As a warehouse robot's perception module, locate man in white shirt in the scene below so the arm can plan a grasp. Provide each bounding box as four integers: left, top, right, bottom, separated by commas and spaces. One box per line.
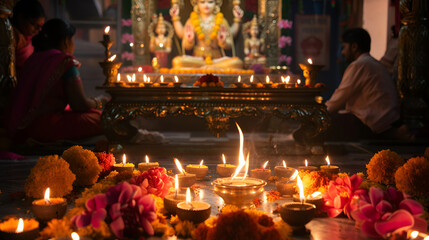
325, 28, 413, 141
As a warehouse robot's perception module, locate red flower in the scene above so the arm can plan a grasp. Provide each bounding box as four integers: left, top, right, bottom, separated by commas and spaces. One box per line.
129, 167, 174, 198
198, 74, 220, 83
95, 152, 115, 177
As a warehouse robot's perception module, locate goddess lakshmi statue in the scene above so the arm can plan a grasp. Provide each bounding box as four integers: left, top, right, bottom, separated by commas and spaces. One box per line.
243, 15, 266, 67
149, 14, 174, 67
169, 0, 244, 69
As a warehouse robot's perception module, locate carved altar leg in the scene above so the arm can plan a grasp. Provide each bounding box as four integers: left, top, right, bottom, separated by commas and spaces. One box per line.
293, 120, 323, 147
101, 103, 138, 142
203, 107, 230, 138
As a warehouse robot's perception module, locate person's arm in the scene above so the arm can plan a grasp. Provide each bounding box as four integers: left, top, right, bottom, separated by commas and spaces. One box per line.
170, 4, 184, 39
325, 63, 361, 112
230, 5, 243, 38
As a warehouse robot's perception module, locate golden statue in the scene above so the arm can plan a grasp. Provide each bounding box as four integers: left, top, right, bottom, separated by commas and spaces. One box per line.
149, 14, 174, 67
243, 15, 266, 67
169, 0, 244, 69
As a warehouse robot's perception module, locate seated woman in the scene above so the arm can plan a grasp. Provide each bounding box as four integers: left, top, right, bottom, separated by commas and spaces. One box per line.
5, 18, 109, 143
170, 0, 244, 69
11, 0, 45, 74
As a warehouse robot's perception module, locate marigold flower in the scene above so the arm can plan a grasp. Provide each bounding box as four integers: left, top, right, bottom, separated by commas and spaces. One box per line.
62, 146, 102, 186
25, 155, 75, 198
395, 156, 429, 197
367, 149, 404, 185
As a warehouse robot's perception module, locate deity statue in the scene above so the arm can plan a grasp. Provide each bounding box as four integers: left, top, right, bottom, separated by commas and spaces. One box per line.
169, 0, 244, 69
243, 15, 266, 67
149, 14, 174, 67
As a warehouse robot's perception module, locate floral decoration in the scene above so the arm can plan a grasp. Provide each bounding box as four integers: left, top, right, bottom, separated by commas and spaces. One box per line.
25, 155, 75, 198
121, 33, 134, 44
395, 156, 429, 198
351, 187, 427, 238
62, 145, 102, 186
95, 152, 115, 178
277, 19, 293, 29
366, 149, 404, 185
72, 181, 157, 239
129, 167, 174, 198
277, 17, 293, 66
193, 74, 224, 87
121, 19, 132, 27
190, 11, 224, 45
322, 174, 365, 218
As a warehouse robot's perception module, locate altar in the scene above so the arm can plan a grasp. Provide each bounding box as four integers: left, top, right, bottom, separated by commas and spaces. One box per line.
99, 74, 329, 148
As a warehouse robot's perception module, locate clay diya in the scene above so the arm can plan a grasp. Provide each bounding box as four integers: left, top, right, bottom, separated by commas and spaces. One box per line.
216, 154, 236, 177
186, 160, 209, 179
164, 175, 186, 215
32, 188, 67, 222
250, 161, 271, 180
174, 158, 196, 188
320, 156, 339, 174
0, 218, 39, 240
298, 159, 318, 172
176, 188, 211, 223
113, 154, 135, 173
138, 155, 159, 172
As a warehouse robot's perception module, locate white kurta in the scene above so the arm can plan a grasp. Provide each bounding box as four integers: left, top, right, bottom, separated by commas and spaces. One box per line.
326, 53, 400, 133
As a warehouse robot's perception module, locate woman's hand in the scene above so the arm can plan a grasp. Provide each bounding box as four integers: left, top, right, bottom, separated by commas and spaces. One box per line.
217, 25, 227, 46
232, 5, 244, 20
184, 24, 194, 43
170, 4, 180, 17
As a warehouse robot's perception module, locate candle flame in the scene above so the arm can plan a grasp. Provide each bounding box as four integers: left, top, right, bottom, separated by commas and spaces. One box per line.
424, 235, 429, 240
186, 188, 192, 206
108, 55, 116, 62
243, 153, 249, 179
283, 160, 287, 168
160, 75, 164, 83
289, 170, 298, 181
148, 77, 151, 82
265, 75, 270, 83
145, 155, 149, 164
309, 191, 322, 198
159, 43, 164, 48
44, 188, 50, 203
262, 161, 268, 169
325, 156, 330, 167
174, 158, 185, 175
117, 73, 121, 82
127, 75, 132, 82
104, 26, 110, 34
237, 76, 241, 83
286, 76, 290, 83
174, 75, 179, 83
307, 58, 313, 64
130, 42, 134, 47
71, 232, 80, 240
250, 75, 254, 83
122, 154, 126, 165
138, 67, 142, 72
222, 154, 226, 165
132, 73, 136, 82
232, 123, 246, 179
143, 74, 147, 82
16, 218, 24, 233
305, 159, 308, 167
175, 174, 179, 192
297, 79, 301, 85
410, 231, 419, 239
199, 160, 204, 167
297, 175, 305, 203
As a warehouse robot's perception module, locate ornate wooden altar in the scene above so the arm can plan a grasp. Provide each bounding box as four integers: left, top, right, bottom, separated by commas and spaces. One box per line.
99, 79, 330, 148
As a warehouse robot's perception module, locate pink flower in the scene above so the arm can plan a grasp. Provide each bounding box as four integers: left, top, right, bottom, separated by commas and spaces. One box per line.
121, 33, 134, 44
121, 51, 134, 61
130, 167, 174, 198
278, 36, 292, 48
322, 174, 365, 218
71, 194, 107, 229
351, 187, 427, 238
277, 19, 293, 29
121, 19, 132, 27
278, 55, 292, 65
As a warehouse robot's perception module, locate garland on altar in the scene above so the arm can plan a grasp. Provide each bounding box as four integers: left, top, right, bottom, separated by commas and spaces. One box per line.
190, 11, 224, 46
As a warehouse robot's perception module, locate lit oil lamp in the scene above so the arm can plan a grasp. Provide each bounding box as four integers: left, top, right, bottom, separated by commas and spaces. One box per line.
176, 188, 211, 223
274, 160, 297, 178
264, 75, 272, 88
298, 58, 324, 87
293, 191, 323, 211
0, 218, 39, 240
113, 154, 135, 173
173, 75, 182, 88
296, 79, 302, 87
32, 188, 67, 222
159, 75, 169, 86
164, 175, 186, 215
216, 153, 236, 177
175, 158, 196, 188
235, 75, 245, 88
280, 175, 316, 232
249, 75, 258, 88
298, 159, 318, 172
186, 160, 209, 179
285, 75, 295, 88
127, 73, 139, 87
103, 26, 110, 42
115, 73, 125, 87
320, 156, 339, 174
250, 160, 271, 180
138, 155, 159, 172
212, 123, 266, 208
143, 74, 153, 87
276, 169, 298, 196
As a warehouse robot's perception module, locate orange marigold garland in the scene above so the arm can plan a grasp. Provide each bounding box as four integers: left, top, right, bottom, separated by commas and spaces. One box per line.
366, 149, 405, 185
190, 11, 223, 45
62, 145, 102, 186
395, 156, 429, 198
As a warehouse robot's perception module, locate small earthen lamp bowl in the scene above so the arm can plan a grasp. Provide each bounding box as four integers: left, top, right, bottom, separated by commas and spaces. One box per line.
280, 202, 316, 228
32, 198, 67, 222
177, 173, 197, 188
250, 169, 271, 181
163, 194, 186, 215
274, 166, 297, 178
186, 165, 209, 179
176, 201, 211, 223
216, 164, 236, 177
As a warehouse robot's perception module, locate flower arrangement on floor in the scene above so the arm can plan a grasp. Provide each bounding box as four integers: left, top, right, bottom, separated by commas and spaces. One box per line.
62, 145, 102, 186
95, 152, 115, 179
366, 149, 404, 185
193, 74, 224, 87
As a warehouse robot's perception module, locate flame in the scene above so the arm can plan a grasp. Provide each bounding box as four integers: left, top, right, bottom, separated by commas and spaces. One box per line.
307, 58, 313, 64
297, 175, 305, 203
122, 154, 126, 165
186, 188, 192, 206
232, 123, 246, 179
222, 154, 226, 165
174, 75, 179, 83
159, 43, 164, 48
250, 75, 254, 83
148, 77, 151, 82
265, 75, 270, 83
305, 159, 308, 167
424, 235, 429, 240
309, 191, 322, 198
143, 74, 147, 82
325, 156, 330, 167
289, 170, 298, 181
44, 188, 50, 203
262, 161, 268, 169
282, 160, 287, 168
297, 79, 301, 85
117, 73, 121, 82
410, 231, 419, 239
242, 153, 249, 179
286, 75, 290, 83
160, 75, 164, 83
281, 76, 285, 83
199, 160, 204, 168
174, 158, 185, 175
16, 218, 24, 233
175, 174, 179, 192
130, 42, 134, 47
132, 73, 136, 82
138, 67, 142, 72
237, 76, 241, 83
71, 232, 80, 240
126, 75, 132, 82
108, 55, 116, 62
145, 155, 149, 164
104, 26, 110, 34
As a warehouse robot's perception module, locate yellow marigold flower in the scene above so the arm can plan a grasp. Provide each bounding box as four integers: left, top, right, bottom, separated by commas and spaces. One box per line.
274, 220, 293, 240
62, 145, 102, 186
210, 32, 217, 40
205, 56, 213, 65
194, 26, 202, 33
174, 220, 195, 238
198, 33, 205, 40
395, 156, 429, 197
190, 11, 198, 18
25, 155, 75, 198
213, 25, 220, 32
77, 220, 112, 239
367, 149, 404, 185
39, 218, 73, 239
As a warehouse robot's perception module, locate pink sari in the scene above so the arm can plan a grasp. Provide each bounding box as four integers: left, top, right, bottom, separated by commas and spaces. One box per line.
6, 49, 102, 142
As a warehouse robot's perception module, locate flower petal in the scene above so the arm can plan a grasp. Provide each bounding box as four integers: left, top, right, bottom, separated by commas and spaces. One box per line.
374, 210, 414, 237
326, 207, 343, 218
110, 217, 125, 238
376, 200, 393, 214
361, 220, 380, 238
91, 209, 107, 228
369, 187, 384, 206
399, 199, 424, 215
412, 216, 428, 233
360, 204, 380, 220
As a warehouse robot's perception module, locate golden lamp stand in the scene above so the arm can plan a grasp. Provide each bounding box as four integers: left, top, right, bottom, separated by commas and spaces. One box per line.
298, 63, 324, 87
99, 33, 122, 87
